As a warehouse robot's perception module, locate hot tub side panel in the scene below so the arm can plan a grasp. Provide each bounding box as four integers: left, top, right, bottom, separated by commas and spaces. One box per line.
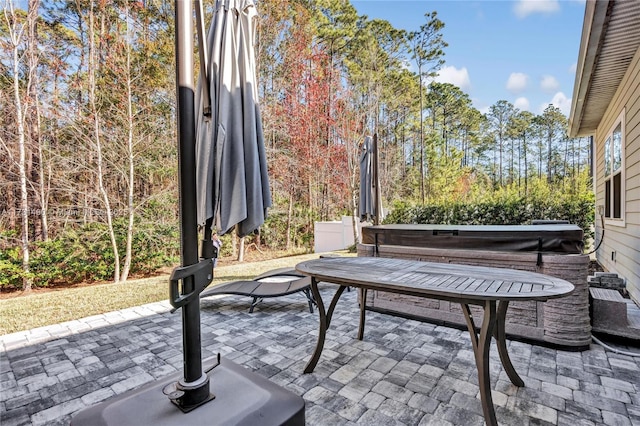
357, 244, 590, 349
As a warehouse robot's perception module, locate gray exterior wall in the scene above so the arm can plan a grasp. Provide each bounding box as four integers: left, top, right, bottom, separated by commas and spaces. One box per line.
594, 45, 640, 304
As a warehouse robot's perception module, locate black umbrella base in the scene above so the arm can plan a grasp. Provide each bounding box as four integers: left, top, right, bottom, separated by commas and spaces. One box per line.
71, 357, 305, 426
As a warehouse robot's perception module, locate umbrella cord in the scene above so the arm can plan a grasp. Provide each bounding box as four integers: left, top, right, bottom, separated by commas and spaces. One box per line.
584, 214, 604, 255
591, 334, 640, 357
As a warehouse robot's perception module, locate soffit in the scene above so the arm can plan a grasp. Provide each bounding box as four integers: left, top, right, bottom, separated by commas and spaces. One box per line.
568, 0, 640, 138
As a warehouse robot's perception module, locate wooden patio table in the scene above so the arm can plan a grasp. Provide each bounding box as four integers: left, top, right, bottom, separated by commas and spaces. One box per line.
295, 256, 575, 426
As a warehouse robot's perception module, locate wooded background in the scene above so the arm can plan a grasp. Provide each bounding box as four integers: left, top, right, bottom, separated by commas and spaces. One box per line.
1, 0, 592, 290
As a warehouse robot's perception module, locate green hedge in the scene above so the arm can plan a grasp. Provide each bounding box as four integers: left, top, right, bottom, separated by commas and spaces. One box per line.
0, 220, 180, 290
384, 197, 595, 246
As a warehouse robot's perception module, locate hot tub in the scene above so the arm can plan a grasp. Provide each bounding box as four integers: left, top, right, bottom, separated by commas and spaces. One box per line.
358, 224, 590, 349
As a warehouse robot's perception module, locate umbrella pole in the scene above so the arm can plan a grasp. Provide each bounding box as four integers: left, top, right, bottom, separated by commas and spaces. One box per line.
172, 0, 212, 411
373, 133, 381, 225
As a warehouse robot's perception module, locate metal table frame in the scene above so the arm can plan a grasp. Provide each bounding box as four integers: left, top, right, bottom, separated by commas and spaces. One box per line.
296, 257, 575, 426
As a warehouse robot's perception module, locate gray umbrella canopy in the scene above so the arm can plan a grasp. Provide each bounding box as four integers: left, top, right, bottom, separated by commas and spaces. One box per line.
196, 0, 271, 237
359, 134, 384, 224
359, 136, 375, 222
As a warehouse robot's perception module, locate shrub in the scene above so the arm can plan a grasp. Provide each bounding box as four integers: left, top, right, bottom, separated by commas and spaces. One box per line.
0, 220, 180, 291
384, 195, 595, 247
0, 247, 26, 290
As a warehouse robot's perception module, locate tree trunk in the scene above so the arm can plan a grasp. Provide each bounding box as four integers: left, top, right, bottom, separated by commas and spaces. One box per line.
518, 137, 522, 193
27, 0, 48, 241
6, 181, 16, 229
524, 135, 528, 195
121, 5, 135, 283
238, 235, 245, 262
547, 135, 552, 184
493, 144, 498, 186
231, 227, 237, 258
88, 1, 120, 283
538, 143, 543, 180
418, 68, 425, 204
286, 189, 293, 250
498, 132, 503, 187
510, 139, 514, 185
8, 1, 33, 291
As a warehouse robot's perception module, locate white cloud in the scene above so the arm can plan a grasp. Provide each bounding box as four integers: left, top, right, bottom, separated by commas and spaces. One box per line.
538, 91, 571, 115
434, 66, 472, 91
514, 97, 530, 111
568, 62, 577, 74
506, 72, 529, 94
514, 0, 560, 18
540, 75, 560, 93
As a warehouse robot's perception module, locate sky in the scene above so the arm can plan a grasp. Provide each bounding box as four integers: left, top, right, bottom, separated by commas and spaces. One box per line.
351, 0, 586, 116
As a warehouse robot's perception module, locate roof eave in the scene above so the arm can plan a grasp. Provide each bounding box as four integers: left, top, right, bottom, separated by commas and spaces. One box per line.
568, 0, 611, 138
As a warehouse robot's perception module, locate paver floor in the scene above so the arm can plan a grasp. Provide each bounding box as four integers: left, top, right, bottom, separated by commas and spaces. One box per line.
1, 285, 639, 425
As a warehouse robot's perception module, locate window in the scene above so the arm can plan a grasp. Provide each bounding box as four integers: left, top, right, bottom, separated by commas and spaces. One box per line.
603, 110, 624, 223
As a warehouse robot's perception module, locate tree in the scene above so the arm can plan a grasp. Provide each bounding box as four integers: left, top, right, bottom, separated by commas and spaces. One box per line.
342, 17, 408, 218
459, 105, 483, 168
310, 0, 359, 148
408, 12, 446, 204
331, 87, 365, 241
3, 0, 36, 290
506, 110, 535, 195
109, 1, 136, 282
86, 0, 121, 282
25, 0, 47, 242
425, 82, 471, 156
487, 100, 515, 187
535, 104, 566, 184
381, 67, 420, 190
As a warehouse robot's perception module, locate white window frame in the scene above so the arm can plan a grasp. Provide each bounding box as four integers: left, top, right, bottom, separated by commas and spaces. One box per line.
603, 109, 625, 226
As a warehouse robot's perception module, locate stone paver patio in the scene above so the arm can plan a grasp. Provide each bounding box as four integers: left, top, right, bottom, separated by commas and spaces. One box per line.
1, 285, 639, 425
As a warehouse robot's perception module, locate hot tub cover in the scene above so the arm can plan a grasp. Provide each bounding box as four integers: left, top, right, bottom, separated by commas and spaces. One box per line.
362, 224, 584, 254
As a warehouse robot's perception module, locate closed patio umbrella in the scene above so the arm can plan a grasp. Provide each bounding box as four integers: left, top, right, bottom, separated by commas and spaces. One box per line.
359, 134, 382, 224
72, 1, 303, 422
359, 135, 374, 222
170, 0, 272, 412
196, 0, 271, 237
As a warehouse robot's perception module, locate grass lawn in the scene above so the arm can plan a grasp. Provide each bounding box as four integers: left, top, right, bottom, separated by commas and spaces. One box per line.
0, 251, 350, 335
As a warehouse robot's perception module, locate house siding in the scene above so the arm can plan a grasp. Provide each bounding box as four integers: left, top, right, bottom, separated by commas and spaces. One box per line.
594, 45, 640, 303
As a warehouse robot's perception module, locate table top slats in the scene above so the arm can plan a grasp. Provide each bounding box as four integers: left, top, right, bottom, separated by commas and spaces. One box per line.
391, 271, 421, 283
454, 277, 476, 291
422, 274, 444, 286
476, 280, 494, 292
487, 281, 503, 293
498, 281, 513, 293
450, 276, 466, 287
441, 275, 460, 288
462, 278, 485, 292
296, 257, 574, 302
510, 282, 523, 294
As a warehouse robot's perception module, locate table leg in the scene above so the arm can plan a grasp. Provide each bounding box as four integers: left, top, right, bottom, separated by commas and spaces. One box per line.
303, 288, 315, 314
357, 288, 367, 340
461, 301, 498, 426
326, 285, 347, 328
304, 280, 346, 373
494, 301, 525, 387
304, 278, 325, 373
